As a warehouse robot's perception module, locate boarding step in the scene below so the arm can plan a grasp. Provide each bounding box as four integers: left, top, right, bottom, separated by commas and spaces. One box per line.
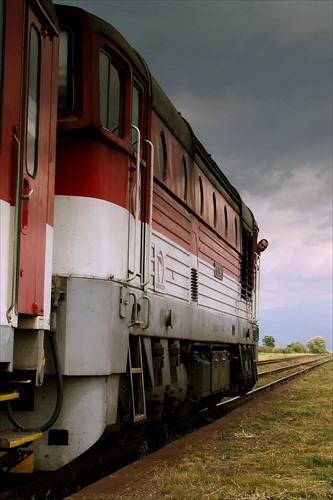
0, 390, 19, 402
0, 448, 35, 473
0, 429, 42, 449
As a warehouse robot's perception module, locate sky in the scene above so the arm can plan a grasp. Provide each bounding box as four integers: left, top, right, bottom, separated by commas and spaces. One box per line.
54, 0, 332, 351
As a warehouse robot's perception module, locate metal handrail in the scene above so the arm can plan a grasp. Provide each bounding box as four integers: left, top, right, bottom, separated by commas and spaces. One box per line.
126, 125, 141, 282
140, 139, 154, 287
6, 127, 22, 323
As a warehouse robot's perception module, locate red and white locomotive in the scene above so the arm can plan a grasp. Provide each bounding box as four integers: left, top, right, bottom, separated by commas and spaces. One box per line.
0, 1, 267, 472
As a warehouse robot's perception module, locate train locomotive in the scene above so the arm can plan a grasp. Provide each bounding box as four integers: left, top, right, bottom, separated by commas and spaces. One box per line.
0, 0, 267, 472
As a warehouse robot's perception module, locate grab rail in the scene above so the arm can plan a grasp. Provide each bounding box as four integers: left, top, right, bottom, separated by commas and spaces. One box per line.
126, 125, 141, 282
6, 127, 22, 322
140, 139, 154, 287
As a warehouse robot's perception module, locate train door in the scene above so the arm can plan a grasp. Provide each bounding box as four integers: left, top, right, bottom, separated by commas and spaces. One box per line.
128, 79, 152, 286
16, 4, 58, 316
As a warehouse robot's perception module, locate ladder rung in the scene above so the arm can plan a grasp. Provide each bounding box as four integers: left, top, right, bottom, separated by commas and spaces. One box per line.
0, 429, 42, 449
129, 336, 147, 422
134, 414, 146, 422
0, 391, 19, 402
131, 367, 143, 374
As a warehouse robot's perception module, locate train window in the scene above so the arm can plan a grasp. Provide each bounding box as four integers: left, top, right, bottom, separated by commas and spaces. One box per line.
131, 84, 141, 149
181, 156, 187, 200
213, 192, 217, 227
234, 217, 238, 246
99, 50, 124, 137
198, 176, 204, 216
224, 205, 228, 237
0, 0, 3, 142
159, 132, 166, 179
26, 25, 41, 178
58, 28, 74, 115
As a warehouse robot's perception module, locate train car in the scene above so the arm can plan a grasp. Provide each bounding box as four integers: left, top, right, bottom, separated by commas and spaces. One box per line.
0, 0, 59, 471
0, 2, 267, 472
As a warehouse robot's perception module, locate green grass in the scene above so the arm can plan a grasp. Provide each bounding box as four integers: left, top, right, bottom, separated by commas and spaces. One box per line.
258, 352, 319, 361
118, 362, 333, 499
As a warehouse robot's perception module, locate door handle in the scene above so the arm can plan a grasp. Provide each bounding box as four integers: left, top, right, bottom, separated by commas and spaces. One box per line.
22, 188, 34, 200
21, 179, 33, 231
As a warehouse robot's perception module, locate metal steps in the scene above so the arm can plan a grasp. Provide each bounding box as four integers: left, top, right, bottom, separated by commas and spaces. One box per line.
0, 428, 42, 448
0, 390, 19, 402
0, 390, 42, 472
128, 336, 147, 423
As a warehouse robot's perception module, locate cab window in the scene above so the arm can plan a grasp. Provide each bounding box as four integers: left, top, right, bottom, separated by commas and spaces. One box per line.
0, 0, 4, 142
26, 25, 41, 178
0, 0, 4, 89
99, 49, 124, 137
58, 27, 74, 115
131, 84, 140, 148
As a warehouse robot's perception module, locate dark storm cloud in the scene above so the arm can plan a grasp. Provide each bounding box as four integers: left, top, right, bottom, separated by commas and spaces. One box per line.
69, 0, 331, 197
56, 0, 332, 219
55, 0, 332, 349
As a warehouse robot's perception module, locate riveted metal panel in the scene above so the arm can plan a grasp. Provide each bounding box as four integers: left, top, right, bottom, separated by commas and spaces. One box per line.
211, 351, 230, 392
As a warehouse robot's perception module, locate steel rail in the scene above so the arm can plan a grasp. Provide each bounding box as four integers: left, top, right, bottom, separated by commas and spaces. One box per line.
215, 355, 333, 417
257, 355, 330, 377
257, 354, 328, 366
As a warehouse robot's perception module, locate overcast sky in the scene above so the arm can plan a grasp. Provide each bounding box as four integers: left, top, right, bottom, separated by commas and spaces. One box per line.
54, 0, 332, 350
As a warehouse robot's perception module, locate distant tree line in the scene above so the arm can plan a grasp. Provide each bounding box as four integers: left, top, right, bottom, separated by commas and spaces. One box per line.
259, 335, 329, 354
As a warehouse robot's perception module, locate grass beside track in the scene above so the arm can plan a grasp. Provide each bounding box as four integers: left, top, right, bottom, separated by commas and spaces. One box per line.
258, 353, 312, 361
118, 361, 333, 499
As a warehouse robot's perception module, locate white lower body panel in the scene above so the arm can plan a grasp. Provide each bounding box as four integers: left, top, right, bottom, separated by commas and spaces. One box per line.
1, 375, 119, 471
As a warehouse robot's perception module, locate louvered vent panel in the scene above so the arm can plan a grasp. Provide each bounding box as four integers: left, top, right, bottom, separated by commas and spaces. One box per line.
241, 228, 254, 302
191, 268, 198, 302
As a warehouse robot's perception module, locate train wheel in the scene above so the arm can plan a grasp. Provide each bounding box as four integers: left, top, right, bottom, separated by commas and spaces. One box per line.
130, 422, 146, 438
116, 426, 129, 446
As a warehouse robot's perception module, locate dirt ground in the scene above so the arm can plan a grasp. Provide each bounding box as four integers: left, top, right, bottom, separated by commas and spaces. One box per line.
66, 374, 320, 500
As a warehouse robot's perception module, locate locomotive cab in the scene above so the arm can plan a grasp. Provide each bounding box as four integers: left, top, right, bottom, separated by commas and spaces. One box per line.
54, 5, 153, 286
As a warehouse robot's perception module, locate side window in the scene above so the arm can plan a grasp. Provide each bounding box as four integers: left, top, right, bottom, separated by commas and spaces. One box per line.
131, 84, 140, 148
26, 25, 41, 178
159, 132, 166, 179
224, 205, 228, 238
213, 192, 217, 227
99, 49, 123, 137
0, 0, 4, 142
198, 176, 204, 216
58, 27, 74, 115
181, 156, 187, 200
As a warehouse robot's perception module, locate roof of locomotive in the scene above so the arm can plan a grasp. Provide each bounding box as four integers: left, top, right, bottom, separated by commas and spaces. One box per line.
55, 4, 257, 231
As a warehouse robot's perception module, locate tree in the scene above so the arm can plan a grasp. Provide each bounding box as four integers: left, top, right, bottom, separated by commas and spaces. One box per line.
306, 336, 328, 354
286, 341, 308, 353
262, 335, 275, 348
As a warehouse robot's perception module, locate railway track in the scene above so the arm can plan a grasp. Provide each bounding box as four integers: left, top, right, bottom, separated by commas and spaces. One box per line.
1, 354, 332, 500
257, 355, 329, 378
256, 354, 328, 366
215, 354, 333, 418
